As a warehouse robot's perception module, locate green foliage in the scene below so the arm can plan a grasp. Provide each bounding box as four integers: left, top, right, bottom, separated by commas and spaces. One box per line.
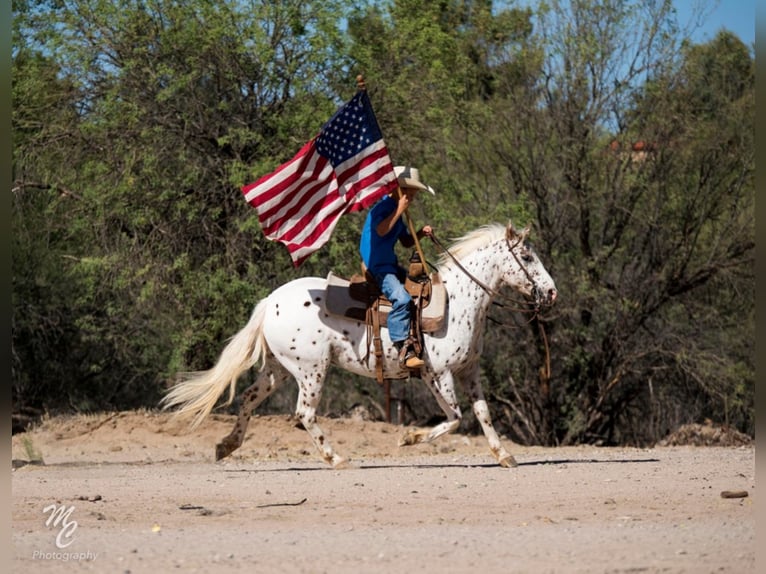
12, 0, 753, 444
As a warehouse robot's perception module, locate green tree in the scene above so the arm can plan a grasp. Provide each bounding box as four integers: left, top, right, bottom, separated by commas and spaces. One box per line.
12, 0, 350, 416
12, 0, 753, 444
478, 1, 754, 444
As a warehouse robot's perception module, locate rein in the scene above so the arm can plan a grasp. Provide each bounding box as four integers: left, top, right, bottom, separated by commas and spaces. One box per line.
429, 232, 540, 316
429, 231, 552, 382
504, 233, 544, 314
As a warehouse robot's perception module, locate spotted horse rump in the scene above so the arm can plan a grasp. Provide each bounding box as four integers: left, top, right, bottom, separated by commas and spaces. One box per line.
162, 221, 557, 469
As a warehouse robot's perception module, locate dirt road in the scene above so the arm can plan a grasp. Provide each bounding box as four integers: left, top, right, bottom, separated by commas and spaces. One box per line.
11, 412, 755, 573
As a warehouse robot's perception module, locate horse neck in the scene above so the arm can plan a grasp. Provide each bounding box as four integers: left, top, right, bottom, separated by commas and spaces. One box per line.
440, 242, 504, 316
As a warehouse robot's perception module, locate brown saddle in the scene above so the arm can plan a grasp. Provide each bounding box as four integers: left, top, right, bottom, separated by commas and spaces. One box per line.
325, 270, 445, 332
325, 269, 447, 384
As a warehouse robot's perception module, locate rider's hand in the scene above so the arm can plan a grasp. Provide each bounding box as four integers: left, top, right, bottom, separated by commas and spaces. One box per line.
397, 193, 412, 213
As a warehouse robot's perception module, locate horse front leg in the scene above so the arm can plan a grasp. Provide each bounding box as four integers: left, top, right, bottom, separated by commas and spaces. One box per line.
398, 370, 462, 447
462, 362, 517, 468
216, 361, 288, 461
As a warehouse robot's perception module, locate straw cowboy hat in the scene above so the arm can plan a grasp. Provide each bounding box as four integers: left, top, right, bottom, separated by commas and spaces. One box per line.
394, 166, 436, 195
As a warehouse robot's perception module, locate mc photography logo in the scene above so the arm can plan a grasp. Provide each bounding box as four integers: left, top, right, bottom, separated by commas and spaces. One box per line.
32, 503, 98, 562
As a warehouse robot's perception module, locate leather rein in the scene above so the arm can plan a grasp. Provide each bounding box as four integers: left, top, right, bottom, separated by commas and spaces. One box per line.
429, 230, 552, 381
429, 232, 544, 317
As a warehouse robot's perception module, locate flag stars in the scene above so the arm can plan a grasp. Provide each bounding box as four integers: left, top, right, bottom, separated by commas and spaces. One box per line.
315, 95, 379, 165
241, 86, 394, 265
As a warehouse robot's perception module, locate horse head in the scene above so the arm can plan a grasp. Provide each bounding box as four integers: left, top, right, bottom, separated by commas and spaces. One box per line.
503, 222, 557, 309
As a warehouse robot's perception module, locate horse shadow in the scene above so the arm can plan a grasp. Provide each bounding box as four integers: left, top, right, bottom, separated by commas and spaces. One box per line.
224, 456, 660, 474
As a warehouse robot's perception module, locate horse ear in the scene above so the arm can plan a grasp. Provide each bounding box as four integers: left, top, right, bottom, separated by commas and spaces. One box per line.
506, 221, 530, 242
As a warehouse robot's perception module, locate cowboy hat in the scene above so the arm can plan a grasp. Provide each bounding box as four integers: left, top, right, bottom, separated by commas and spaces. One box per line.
394, 166, 436, 195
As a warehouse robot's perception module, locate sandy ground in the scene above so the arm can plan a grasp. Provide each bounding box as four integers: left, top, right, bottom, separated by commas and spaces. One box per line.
11, 411, 755, 573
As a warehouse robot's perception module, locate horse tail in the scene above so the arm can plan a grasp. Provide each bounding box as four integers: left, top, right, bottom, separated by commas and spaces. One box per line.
161, 297, 270, 430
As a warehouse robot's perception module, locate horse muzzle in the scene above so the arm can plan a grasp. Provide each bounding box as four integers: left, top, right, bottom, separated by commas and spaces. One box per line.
532, 285, 557, 309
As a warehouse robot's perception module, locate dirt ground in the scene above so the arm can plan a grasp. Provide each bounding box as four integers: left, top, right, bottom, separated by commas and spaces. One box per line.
11, 411, 755, 573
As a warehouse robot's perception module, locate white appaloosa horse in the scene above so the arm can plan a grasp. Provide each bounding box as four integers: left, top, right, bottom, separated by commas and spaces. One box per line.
162, 221, 557, 468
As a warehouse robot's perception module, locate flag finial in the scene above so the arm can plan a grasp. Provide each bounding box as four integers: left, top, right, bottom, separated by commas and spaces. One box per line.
356, 75, 366, 92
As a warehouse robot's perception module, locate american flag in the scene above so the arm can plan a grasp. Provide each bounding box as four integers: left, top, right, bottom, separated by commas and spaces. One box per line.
242, 90, 398, 266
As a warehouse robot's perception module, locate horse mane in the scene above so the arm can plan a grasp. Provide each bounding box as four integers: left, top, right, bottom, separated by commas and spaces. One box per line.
437, 223, 507, 270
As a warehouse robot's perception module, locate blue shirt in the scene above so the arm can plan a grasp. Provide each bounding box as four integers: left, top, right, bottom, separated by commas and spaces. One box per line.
360, 196, 411, 275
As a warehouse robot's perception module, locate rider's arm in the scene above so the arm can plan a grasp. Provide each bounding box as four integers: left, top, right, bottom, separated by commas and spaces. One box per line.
375, 194, 410, 237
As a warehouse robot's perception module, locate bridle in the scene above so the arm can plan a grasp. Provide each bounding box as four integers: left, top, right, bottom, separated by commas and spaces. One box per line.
504, 230, 546, 315
430, 231, 546, 317
429, 229, 553, 382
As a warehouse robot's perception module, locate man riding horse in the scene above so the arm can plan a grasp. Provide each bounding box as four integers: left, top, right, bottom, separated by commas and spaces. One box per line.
359, 166, 435, 369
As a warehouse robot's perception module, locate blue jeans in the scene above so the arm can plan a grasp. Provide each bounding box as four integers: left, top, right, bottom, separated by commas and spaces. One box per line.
374, 270, 412, 344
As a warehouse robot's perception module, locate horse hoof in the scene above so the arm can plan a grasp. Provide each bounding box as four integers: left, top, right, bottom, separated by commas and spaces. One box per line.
215, 442, 234, 461
329, 455, 351, 469
499, 454, 518, 468
398, 429, 422, 447
332, 458, 353, 470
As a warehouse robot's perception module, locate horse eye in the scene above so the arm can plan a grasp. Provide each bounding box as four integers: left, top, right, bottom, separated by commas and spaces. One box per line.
521, 253, 533, 263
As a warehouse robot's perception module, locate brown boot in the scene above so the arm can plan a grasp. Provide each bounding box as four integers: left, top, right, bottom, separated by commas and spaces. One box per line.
404, 352, 425, 369
396, 341, 424, 369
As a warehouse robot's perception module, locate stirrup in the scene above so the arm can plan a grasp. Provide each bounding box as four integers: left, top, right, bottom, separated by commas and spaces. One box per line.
398, 343, 424, 369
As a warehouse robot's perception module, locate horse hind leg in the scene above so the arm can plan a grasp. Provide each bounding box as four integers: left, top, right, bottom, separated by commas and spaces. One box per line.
215, 359, 289, 461
398, 371, 462, 447
294, 372, 349, 469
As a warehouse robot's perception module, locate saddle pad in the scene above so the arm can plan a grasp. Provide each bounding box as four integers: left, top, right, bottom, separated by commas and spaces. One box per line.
325, 271, 446, 332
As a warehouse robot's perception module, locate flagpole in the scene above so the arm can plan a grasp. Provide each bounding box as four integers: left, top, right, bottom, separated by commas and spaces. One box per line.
398, 187, 430, 275
356, 75, 430, 275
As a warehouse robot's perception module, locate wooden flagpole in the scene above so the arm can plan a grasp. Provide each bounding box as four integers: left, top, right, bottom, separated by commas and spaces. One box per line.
356, 75, 429, 274
399, 191, 430, 275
